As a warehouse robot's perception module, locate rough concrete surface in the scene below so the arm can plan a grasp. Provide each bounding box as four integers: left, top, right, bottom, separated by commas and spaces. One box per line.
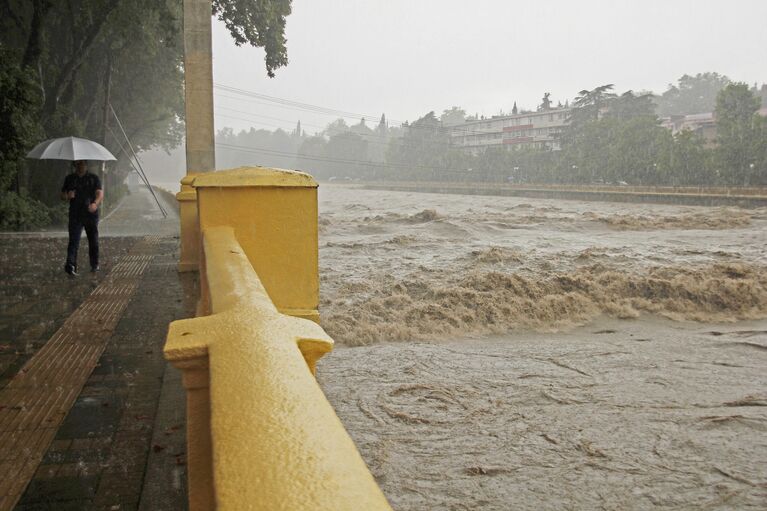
2, 187, 192, 510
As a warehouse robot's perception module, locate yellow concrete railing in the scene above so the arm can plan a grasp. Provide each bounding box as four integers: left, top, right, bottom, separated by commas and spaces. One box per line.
167, 167, 392, 510
176, 173, 200, 272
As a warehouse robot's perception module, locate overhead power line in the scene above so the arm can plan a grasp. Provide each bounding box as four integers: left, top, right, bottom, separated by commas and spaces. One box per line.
214, 82, 531, 139
215, 141, 494, 176
214, 91, 504, 151
215, 84, 383, 123
214, 111, 438, 152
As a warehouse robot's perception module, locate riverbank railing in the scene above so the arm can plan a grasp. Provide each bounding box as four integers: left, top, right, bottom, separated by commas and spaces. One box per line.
166, 167, 392, 510
364, 180, 767, 197
362, 181, 767, 207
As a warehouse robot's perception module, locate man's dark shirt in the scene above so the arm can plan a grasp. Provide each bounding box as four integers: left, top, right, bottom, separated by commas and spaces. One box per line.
62, 172, 102, 218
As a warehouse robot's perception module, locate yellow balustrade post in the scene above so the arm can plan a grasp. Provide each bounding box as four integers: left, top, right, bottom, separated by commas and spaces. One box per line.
165, 227, 392, 509
177, 173, 200, 272
192, 167, 320, 322
178, 359, 214, 511
166, 171, 394, 509
166, 315, 216, 511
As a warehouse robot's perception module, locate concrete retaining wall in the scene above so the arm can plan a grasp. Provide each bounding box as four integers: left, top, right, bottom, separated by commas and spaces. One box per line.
363, 182, 767, 208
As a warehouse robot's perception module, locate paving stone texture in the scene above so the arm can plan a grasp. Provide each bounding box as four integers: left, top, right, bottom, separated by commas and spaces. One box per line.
0, 187, 193, 510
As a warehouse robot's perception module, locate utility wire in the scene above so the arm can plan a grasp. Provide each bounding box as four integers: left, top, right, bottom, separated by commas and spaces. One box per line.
108, 126, 151, 188
143, 131, 509, 176
109, 104, 168, 217
214, 104, 494, 152
135, 124, 524, 179
215, 111, 425, 152
215, 84, 382, 122
215, 142, 498, 176
107, 126, 169, 217
216, 106, 327, 130
214, 82, 559, 139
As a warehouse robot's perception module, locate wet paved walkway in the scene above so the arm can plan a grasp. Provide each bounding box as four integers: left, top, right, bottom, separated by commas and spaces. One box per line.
0, 187, 194, 510
1, 236, 160, 508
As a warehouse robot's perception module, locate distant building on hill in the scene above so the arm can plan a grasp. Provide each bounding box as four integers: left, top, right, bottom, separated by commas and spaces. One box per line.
449, 107, 571, 155
660, 104, 767, 147
659, 112, 718, 146
449, 94, 764, 155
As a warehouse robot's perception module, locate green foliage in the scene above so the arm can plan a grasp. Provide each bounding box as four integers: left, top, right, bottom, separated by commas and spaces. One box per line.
327, 132, 367, 175
715, 83, 766, 185
605, 91, 656, 121
0, 191, 51, 230
440, 107, 466, 126
217, 126, 302, 170
0, 43, 43, 191
669, 130, 711, 185
656, 72, 731, 116
207, 74, 767, 188
570, 84, 616, 125
1, 0, 294, 229
323, 118, 349, 138
212, 0, 291, 78
296, 136, 329, 176
0, 0, 186, 226
610, 117, 673, 185
386, 112, 451, 176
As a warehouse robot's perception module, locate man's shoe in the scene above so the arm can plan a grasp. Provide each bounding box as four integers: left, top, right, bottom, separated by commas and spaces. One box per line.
91, 265, 100, 273
65, 264, 78, 277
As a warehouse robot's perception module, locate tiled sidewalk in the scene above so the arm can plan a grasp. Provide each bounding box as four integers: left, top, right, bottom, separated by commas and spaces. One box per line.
2, 237, 194, 510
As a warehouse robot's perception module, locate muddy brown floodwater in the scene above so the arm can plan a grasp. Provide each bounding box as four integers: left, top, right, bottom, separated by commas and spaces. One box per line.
315, 185, 767, 510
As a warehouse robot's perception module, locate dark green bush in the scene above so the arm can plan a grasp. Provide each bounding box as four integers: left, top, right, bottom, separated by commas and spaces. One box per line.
0, 191, 51, 231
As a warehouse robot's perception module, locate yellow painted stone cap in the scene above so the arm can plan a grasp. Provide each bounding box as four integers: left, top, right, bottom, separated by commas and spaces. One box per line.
192, 166, 318, 188
180, 174, 198, 186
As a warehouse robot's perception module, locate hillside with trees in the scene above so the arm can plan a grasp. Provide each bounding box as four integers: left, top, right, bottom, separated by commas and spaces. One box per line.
217, 76, 767, 188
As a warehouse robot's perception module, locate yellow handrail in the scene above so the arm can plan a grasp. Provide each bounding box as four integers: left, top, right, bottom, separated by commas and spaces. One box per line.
165, 226, 391, 511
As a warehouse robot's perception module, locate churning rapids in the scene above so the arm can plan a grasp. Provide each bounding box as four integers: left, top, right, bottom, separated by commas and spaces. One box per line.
315, 185, 767, 510
318, 185, 767, 344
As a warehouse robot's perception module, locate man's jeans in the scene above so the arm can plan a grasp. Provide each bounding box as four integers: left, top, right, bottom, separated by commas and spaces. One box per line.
66, 214, 99, 270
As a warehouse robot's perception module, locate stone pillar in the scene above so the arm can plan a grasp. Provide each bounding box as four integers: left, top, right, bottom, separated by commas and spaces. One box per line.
184, 0, 215, 173
179, 0, 215, 272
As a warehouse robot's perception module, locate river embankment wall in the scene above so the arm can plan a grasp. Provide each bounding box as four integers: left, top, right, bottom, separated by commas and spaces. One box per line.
362, 182, 767, 207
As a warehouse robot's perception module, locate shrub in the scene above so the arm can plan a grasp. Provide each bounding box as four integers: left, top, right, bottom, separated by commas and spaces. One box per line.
0, 191, 51, 231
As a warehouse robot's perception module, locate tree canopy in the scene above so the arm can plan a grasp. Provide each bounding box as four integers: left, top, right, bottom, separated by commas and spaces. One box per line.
655, 72, 731, 116
212, 0, 291, 78
0, 0, 294, 229
715, 83, 766, 185
216, 79, 767, 188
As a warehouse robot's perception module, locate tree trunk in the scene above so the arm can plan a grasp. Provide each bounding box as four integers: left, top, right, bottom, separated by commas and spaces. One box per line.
21, 0, 53, 102
21, 0, 53, 69
42, 0, 120, 119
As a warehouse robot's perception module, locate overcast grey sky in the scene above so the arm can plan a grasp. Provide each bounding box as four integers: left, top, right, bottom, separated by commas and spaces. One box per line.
211, 0, 767, 135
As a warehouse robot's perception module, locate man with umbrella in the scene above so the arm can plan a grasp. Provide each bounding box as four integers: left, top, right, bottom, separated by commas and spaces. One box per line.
27, 136, 115, 276
61, 160, 103, 275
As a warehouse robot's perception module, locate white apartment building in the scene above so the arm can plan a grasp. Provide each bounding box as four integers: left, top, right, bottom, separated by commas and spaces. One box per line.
449, 108, 570, 154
